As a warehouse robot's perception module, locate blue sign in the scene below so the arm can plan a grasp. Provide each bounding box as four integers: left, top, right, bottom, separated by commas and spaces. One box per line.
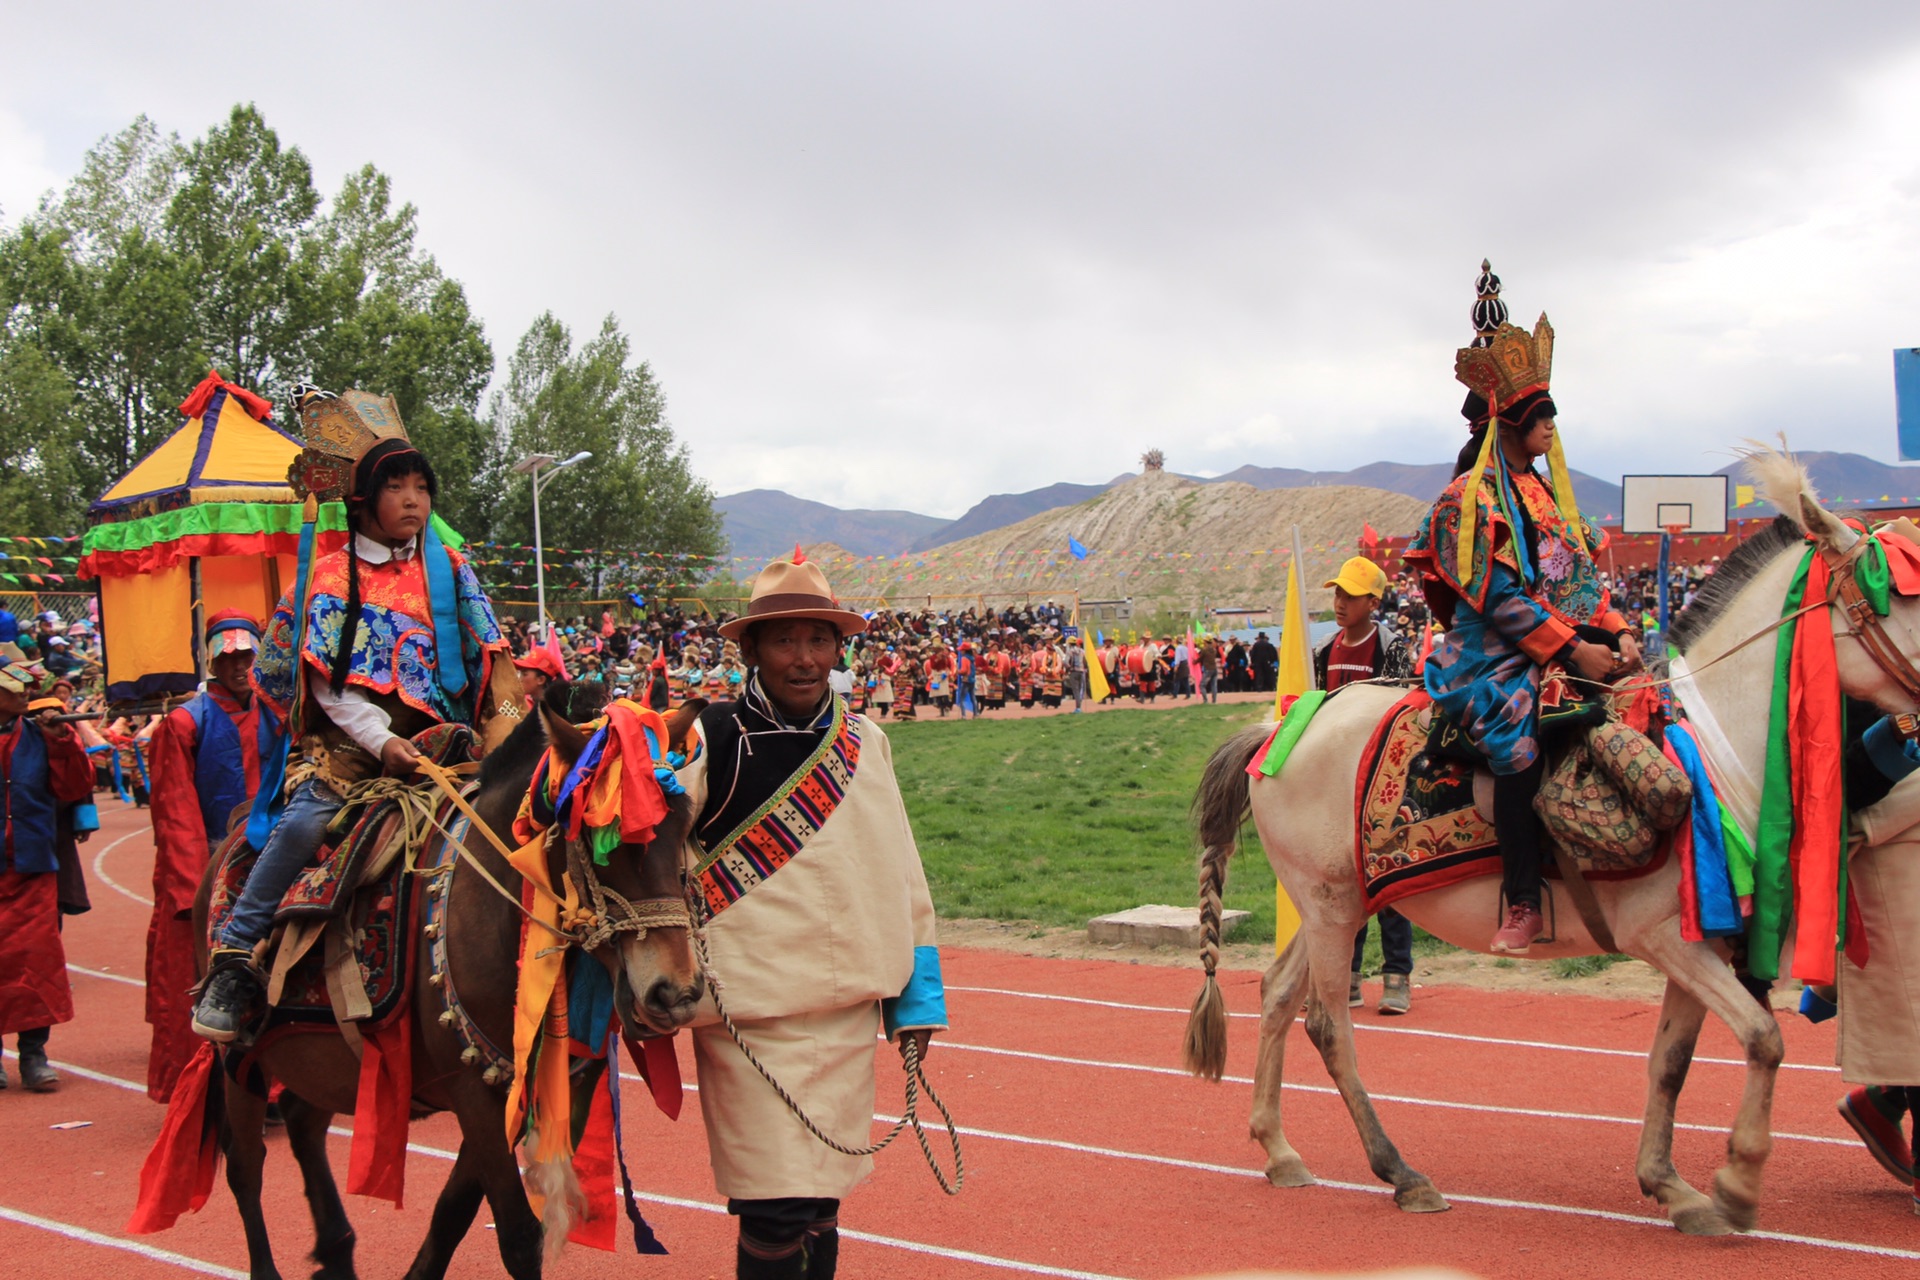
1897, 348, 1920, 461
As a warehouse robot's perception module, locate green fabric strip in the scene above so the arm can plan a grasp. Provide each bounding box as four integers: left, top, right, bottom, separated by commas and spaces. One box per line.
83, 502, 464, 555
1857, 538, 1891, 617
1721, 813, 1756, 900
1259, 690, 1328, 778
1749, 546, 1813, 981
588, 822, 621, 867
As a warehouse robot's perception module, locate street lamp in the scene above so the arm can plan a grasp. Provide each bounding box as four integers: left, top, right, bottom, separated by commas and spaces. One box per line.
512, 450, 593, 642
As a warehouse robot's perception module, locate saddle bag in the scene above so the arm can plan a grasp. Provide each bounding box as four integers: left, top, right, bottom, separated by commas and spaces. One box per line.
1535, 721, 1690, 871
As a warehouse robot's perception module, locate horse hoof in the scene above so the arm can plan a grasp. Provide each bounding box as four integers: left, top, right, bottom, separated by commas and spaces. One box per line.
1394, 1180, 1450, 1214
1710, 1169, 1759, 1233
1265, 1156, 1317, 1188
1670, 1201, 1733, 1236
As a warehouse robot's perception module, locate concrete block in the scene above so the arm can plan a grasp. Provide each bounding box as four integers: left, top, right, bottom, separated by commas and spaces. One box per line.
1087, 903, 1251, 949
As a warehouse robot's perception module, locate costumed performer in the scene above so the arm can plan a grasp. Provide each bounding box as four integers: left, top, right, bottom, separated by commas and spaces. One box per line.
144, 610, 279, 1100
192, 385, 519, 1041
0, 648, 98, 1090
1403, 261, 1638, 954
676, 559, 948, 1279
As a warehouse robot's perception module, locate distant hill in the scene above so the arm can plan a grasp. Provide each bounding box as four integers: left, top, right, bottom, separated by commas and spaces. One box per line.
1213, 460, 1623, 521
909, 480, 1116, 551
804, 469, 1433, 614
1713, 451, 1920, 511
717, 490, 948, 563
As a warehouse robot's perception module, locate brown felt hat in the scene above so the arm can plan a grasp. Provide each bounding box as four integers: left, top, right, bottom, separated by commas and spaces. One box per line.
720, 559, 868, 641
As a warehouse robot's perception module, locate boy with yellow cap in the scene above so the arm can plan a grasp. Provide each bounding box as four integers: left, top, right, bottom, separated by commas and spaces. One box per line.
1314, 555, 1418, 1013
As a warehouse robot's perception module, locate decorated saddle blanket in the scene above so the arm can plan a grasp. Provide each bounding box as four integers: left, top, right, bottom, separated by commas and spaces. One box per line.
1357, 688, 1673, 913
1356, 691, 1501, 912
208, 836, 418, 1033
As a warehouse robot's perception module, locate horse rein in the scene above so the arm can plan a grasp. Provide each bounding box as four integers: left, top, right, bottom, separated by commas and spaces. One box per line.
413, 757, 691, 951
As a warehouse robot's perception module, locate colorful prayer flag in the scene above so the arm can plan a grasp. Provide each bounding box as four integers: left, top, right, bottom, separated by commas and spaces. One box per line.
1068, 535, 1090, 561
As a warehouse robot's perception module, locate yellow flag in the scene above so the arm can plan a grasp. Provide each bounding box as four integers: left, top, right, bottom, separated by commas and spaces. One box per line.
1082, 628, 1111, 702
1735, 484, 1755, 508
1270, 525, 1315, 952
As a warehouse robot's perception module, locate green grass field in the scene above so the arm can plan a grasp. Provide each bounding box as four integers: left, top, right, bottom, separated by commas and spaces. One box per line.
883, 703, 1289, 941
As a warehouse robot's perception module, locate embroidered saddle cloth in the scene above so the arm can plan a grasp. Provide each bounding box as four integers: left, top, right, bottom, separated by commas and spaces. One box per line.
208, 835, 418, 1033
1356, 691, 1502, 912
1357, 687, 1673, 913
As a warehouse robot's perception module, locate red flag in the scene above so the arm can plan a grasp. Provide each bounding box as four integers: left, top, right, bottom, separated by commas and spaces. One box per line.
1361, 522, 1380, 551
791, 542, 807, 565
1416, 622, 1434, 674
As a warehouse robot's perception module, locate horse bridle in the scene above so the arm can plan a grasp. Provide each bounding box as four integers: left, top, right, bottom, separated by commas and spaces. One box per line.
1823, 536, 1920, 731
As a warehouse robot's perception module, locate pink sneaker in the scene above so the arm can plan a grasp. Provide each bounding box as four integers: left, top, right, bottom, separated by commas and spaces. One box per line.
1491, 902, 1545, 955
1838, 1086, 1913, 1183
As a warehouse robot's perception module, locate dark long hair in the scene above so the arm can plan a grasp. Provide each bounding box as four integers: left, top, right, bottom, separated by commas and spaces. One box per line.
1451, 390, 1558, 478
328, 442, 440, 695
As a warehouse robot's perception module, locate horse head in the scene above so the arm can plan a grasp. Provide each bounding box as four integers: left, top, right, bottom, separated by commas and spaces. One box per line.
1741, 441, 1920, 716
540, 706, 704, 1038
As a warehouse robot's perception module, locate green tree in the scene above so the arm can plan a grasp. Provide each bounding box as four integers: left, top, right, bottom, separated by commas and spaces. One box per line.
0, 105, 495, 531
489, 313, 723, 591
0, 341, 86, 535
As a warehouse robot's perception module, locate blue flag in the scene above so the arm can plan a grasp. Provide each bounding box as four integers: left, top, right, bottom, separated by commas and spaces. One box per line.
1068, 535, 1090, 560
1899, 348, 1920, 461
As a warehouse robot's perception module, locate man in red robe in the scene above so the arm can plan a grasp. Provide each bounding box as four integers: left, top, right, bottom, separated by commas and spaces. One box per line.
0, 648, 96, 1091
143, 611, 276, 1101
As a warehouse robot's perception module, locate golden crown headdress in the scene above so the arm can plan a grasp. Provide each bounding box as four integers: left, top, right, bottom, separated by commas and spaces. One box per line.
1453, 262, 1553, 407
286, 384, 411, 501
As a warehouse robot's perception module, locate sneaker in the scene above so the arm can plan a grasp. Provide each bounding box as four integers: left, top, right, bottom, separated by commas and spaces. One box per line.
1379, 973, 1411, 1016
1838, 1086, 1914, 1183
1491, 902, 1545, 955
191, 952, 265, 1043
1348, 971, 1363, 1008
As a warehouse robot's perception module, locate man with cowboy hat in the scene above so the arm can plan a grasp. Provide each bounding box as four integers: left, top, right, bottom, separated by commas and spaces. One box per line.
675, 557, 947, 1279
145, 610, 282, 1099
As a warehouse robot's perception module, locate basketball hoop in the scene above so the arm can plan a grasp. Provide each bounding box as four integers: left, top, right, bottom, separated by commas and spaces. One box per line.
1663, 523, 1688, 542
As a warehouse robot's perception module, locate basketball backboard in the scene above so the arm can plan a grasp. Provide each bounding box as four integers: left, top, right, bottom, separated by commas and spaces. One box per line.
1620, 474, 1729, 535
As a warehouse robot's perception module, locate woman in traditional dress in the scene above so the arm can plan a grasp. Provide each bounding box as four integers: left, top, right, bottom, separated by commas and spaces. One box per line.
891, 648, 919, 721
1402, 262, 1638, 954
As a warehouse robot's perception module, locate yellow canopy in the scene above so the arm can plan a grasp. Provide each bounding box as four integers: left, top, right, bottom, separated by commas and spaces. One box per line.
92, 377, 301, 514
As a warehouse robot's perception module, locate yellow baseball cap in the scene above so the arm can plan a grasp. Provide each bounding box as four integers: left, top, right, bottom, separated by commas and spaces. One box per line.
1324, 556, 1388, 599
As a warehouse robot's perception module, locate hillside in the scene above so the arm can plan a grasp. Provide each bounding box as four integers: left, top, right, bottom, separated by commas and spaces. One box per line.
802, 467, 1431, 614
1213, 461, 1622, 521
717, 489, 948, 562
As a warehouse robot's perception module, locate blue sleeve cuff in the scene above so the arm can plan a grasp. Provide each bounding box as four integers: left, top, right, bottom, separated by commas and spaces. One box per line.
72, 803, 99, 834
883, 945, 949, 1039
1864, 717, 1920, 783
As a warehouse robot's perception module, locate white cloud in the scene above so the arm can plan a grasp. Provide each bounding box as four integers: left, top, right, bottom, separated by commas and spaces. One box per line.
3, 4, 1919, 517
0, 107, 62, 227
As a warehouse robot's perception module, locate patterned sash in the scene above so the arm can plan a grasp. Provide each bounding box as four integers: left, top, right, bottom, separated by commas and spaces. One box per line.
693, 699, 862, 919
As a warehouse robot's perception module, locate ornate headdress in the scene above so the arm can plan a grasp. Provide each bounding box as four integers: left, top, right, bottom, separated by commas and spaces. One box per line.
1451, 261, 1580, 585
286, 384, 412, 502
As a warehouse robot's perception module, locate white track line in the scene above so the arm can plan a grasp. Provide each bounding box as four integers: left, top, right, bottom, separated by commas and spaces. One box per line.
947, 983, 1833, 1074
29, 1052, 1913, 1264
50, 961, 1858, 1152
67, 964, 144, 988
89, 823, 154, 906
931, 1041, 1854, 1148
0, 1205, 246, 1279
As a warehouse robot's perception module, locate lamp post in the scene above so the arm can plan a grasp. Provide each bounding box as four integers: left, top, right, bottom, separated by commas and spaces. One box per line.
511, 450, 592, 642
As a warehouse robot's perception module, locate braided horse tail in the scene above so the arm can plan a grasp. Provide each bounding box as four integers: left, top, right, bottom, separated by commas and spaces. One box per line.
1182, 723, 1272, 1081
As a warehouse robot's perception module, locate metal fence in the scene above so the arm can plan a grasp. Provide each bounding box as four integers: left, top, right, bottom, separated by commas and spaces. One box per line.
0, 590, 94, 629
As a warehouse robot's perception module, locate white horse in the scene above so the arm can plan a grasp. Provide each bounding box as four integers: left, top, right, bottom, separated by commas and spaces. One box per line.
1182, 449, 1920, 1236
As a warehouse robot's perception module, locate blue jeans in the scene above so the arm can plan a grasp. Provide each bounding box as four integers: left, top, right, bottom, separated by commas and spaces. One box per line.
1202, 671, 1219, 703
1353, 907, 1413, 976
216, 777, 345, 950
958, 685, 977, 718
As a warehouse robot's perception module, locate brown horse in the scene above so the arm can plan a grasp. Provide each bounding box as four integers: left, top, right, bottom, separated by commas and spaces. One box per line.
1182, 449, 1920, 1235
192, 702, 705, 1280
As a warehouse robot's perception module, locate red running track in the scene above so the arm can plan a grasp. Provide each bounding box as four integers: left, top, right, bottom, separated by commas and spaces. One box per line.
2, 797, 1914, 1279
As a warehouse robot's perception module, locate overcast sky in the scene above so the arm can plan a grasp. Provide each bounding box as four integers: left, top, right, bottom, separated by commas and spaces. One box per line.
4, 4, 1919, 519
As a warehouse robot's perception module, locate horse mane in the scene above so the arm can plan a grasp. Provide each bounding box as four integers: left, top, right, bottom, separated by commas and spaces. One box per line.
475, 704, 549, 800
1666, 514, 1802, 653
